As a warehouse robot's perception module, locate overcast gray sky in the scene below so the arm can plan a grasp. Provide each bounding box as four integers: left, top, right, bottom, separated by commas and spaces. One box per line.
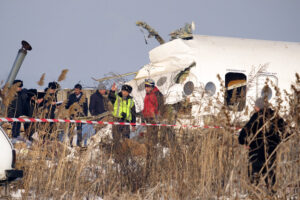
1, 0, 299, 89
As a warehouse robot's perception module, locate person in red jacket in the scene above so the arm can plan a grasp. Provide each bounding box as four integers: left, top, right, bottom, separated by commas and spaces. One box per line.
142, 79, 164, 145
142, 79, 165, 180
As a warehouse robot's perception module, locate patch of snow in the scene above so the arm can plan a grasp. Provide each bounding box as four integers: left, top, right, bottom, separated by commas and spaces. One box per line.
10, 189, 24, 199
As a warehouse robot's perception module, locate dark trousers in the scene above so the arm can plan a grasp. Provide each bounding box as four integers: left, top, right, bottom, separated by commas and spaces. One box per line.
24, 123, 35, 141
112, 118, 130, 143
45, 110, 56, 134
144, 118, 159, 146
76, 124, 82, 146
143, 118, 160, 181
12, 122, 21, 138
248, 153, 276, 188
111, 118, 131, 164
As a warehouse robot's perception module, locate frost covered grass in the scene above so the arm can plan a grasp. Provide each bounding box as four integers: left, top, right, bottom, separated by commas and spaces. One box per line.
8, 120, 300, 199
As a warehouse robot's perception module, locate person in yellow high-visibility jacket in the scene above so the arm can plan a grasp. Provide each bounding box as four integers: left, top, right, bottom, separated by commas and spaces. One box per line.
108, 83, 136, 143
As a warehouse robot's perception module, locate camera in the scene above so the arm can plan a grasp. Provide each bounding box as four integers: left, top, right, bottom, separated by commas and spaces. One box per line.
121, 112, 127, 120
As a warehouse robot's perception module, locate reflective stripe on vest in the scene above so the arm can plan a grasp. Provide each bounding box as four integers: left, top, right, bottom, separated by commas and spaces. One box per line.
113, 93, 134, 121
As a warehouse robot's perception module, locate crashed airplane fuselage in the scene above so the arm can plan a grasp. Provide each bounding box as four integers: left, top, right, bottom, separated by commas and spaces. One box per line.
128, 35, 300, 120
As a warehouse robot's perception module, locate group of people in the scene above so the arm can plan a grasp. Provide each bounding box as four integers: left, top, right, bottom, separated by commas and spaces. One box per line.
7, 80, 60, 141
5, 78, 291, 192
6, 78, 164, 147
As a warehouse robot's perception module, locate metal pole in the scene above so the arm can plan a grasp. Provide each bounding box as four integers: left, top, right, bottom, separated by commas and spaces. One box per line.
5, 40, 32, 87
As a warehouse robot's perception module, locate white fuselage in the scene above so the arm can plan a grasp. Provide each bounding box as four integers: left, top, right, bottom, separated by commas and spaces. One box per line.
128, 35, 300, 120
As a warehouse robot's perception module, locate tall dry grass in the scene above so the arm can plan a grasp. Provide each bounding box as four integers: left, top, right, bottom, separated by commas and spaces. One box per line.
1, 74, 300, 199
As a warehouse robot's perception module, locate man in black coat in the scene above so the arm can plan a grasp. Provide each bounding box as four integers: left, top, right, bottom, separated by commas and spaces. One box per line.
65, 84, 88, 146
24, 89, 43, 141
40, 81, 60, 135
89, 83, 107, 116
24, 89, 38, 141
7, 80, 27, 139
238, 97, 288, 191
42, 82, 59, 119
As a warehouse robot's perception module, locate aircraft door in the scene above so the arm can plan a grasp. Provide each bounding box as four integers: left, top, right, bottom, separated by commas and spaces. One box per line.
225, 72, 247, 111
256, 74, 278, 100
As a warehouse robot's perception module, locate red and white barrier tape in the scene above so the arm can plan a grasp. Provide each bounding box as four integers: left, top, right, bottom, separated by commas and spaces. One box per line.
0, 117, 241, 130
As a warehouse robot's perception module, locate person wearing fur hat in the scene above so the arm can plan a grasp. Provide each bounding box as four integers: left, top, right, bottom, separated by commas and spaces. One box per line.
108, 83, 136, 144
41, 81, 60, 135
43, 81, 59, 116
7, 80, 27, 139
238, 97, 290, 192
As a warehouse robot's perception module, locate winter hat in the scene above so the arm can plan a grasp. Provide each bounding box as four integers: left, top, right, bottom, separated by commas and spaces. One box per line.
74, 84, 82, 90
255, 97, 267, 110
13, 80, 23, 87
27, 89, 38, 98
37, 91, 46, 99
145, 78, 155, 87
48, 81, 59, 89
121, 84, 132, 93
97, 83, 106, 90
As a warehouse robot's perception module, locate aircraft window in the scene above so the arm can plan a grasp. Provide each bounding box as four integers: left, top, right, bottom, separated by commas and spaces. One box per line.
138, 81, 145, 91
157, 76, 167, 86
261, 86, 272, 100
205, 82, 216, 96
184, 81, 194, 96
225, 72, 247, 111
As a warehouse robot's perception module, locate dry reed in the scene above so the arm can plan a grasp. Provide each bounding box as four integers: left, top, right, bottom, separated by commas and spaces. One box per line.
58, 69, 69, 82
37, 73, 46, 86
